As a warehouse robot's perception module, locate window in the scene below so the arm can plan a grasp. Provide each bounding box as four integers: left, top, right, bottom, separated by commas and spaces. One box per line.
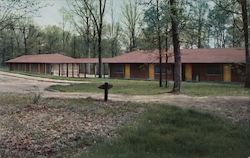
155, 64, 167, 73
112, 64, 124, 73
206, 64, 222, 75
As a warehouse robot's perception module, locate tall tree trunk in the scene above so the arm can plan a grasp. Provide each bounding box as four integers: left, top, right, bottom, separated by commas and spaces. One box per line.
198, 19, 202, 48
73, 36, 76, 57
23, 27, 28, 55
170, 0, 181, 93
130, 30, 135, 52
165, 27, 169, 87
98, 30, 102, 78
132, 31, 136, 51
98, 0, 103, 78
156, 0, 162, 87
240, 0, 250, 88
2, 47, 6, 66
83, 0, 106, 78
129, 36, 133, 52
86, 16, 91, 74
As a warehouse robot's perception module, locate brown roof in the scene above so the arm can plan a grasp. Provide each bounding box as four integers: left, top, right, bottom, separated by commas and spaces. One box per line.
105, 48, 246, 64
75, 58, 110, 64
6, 53, 77, 64
6, 48, 246, 64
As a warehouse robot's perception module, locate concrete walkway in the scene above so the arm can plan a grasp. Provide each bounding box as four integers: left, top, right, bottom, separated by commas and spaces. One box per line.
0, 71, 249, 123
0, 71, 88, 84
42, 91, 250, 123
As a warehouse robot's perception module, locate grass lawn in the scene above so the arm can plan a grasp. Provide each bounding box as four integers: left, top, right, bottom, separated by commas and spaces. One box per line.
1, 70, 250, 96
79, 105, 250, 158
0, 94, 249, 157
2, 70, 85, 81
47, 79, 250, 96
0, 94, 143, 158
0, 66, 8, 72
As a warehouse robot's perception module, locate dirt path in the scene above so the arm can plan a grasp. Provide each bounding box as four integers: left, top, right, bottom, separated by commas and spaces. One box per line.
0, 71, 88, 84
0, 71, 88, 93
42, 91, 250, 124
0, 71, 249, 124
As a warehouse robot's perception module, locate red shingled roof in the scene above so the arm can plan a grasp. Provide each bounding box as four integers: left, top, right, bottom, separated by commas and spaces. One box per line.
75, 58, 110, 64
105, 48, 246, 64
6, 53, 77, 64
6, 48, 246, 64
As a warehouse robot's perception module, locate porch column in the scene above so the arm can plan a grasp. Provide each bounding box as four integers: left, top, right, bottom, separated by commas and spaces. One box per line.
94, 64, 97, 78
29, 64, 31, 72
45, 64, 47, 75
103, 63, 106, 78
125, 64, 130, 79
84, 63, 87, 78
185, 64, 192, 81
149, 64, 155, 80
38, 64, 41, 73
61, 64, 64, 76
78, 64, 80, 77
72, 64, 74, 78
223, 64, 231, 82
24, 64, 26, 72
66, 63, 69, 77
59, 64, 61, 76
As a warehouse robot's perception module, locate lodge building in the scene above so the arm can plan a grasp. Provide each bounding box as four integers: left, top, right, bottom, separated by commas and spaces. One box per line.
6, 48, 246, 83
6, 54, 80, 77
107, 48, 246, 83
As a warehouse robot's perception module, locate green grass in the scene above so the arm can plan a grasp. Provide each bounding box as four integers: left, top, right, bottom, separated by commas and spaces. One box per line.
0, 94, 144, 158
47, 79, 170, 95
47, 80, 250, 96
2, 70, 86, 81
2, 70, 250, 96
0, 66, 8, 72
1, 94, 249, 157
79, 105, 250, 158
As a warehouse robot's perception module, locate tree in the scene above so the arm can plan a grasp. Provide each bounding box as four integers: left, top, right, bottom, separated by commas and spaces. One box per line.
67, 0, 93, 58
0, 0, 44, 31
156, 0, 163, 87
43, 25, 64, 53
226, 15, 244, 47
208, 4, 230, 48
141, 0, 172, 87
184, 0, 210, 48
16, 19, 40, 55
170, 0, 181, 93
122, 0, 141, 52
83, 0, 107, 78
0, 0, 45, 64
213, 0, 250, 87
238, 0, 250, 88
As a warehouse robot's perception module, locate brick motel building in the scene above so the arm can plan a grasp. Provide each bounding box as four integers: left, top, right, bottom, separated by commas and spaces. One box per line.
6, 54, 81, 77
6, 48, 246, 83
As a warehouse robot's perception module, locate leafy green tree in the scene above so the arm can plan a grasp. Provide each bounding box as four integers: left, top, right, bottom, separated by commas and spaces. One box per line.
83, 0, 107, 78
208, 4, 231, 48
170, 0, 181, 93
122, 0, 141, 52
182, 0, 210, 48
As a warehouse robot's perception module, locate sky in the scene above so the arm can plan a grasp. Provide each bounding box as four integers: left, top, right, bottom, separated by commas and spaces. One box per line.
34, 0, 123, 28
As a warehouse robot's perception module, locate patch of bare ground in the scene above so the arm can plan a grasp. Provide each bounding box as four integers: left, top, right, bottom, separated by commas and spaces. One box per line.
0, 95, 144, 158
173, 96, 250, 125
44, 92, 250, 125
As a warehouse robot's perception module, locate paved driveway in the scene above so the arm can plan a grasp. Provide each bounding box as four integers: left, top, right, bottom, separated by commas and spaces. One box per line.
0, 71, 249, 124
0, 71, 91, 93
0, 73, 61, 93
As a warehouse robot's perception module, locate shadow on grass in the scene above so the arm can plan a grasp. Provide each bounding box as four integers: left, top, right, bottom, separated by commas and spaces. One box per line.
79, 105, 250, 158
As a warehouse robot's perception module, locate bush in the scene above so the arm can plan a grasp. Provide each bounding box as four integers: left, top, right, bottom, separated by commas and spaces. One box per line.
32, 93, 41, 104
